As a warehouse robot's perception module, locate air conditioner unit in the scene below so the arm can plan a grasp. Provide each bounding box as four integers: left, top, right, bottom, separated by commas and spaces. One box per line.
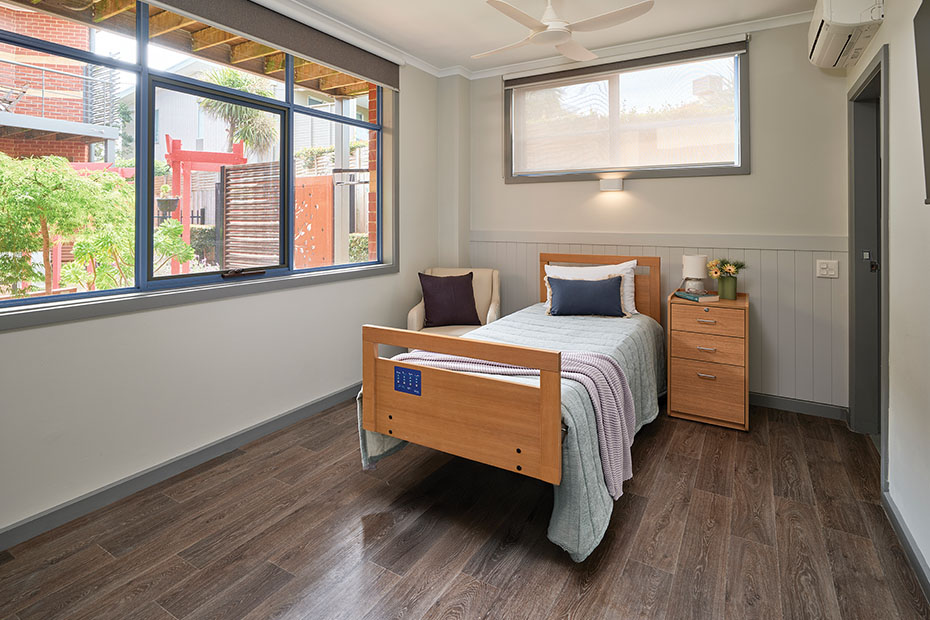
808, 0, 883, 68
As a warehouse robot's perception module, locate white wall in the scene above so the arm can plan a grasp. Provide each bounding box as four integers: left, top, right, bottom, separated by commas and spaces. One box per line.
0, 64, 440, 531
437, 75, 471, 266
466, 23, 852, 407
847, 0, 930, 572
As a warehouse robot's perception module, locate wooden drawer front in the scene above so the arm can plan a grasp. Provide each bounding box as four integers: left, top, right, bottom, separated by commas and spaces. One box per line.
671, 304, 744, 337
670, 358, 745, 424
671, 331, 745, 366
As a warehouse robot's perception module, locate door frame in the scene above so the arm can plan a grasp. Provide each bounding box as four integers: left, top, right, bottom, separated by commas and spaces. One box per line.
847, 45, 889, 490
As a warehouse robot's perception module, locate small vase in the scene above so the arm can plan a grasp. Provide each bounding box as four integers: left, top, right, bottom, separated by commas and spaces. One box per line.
718, 276, 737, 300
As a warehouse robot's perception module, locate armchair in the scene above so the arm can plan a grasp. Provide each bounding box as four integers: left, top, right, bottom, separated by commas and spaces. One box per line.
407, 268, 500, 337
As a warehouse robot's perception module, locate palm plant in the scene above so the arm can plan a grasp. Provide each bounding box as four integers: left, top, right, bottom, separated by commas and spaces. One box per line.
199, 69, 278, 154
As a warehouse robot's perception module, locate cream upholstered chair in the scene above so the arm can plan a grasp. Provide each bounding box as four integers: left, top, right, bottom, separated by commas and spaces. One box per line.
407, 268, 500, 337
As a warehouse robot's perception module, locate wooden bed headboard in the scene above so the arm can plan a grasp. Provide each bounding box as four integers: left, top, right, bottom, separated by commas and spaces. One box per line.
539, 253, 662, 324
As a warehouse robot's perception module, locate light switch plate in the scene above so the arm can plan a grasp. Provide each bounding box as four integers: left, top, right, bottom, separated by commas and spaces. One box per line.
816, 259, 839, 278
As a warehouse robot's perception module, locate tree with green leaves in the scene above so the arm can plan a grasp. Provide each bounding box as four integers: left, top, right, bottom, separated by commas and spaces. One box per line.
0, 154, 116, 296
0, 154, 195, 297
199, 69, 278, 154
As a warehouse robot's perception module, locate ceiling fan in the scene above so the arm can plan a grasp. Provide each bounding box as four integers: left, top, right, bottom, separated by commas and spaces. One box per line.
472, 0, 654, 62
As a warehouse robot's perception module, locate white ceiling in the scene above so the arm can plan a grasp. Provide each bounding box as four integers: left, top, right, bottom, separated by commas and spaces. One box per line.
269, 0, 815, 75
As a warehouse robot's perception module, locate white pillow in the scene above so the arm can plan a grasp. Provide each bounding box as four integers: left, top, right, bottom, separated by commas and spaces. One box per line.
544, 260, 638, 315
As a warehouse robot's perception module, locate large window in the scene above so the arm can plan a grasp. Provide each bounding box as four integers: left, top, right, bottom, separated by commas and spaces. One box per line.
0, 0, 392, 310
506, 43, 748, 182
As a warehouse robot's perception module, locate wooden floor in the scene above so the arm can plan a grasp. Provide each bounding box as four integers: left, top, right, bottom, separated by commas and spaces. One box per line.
2, 402, 928, 620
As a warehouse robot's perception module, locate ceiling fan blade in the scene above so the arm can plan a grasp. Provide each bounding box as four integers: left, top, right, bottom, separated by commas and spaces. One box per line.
471, 34, 534, 59
486, 0, 545, 31
555, 38, 598, 62
568, 0, 654, 32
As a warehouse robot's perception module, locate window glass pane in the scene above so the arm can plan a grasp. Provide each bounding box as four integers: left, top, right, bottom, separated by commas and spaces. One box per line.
514, 79, 610, 174
146, 7, 285, 101
0, 44, 136, 300
0, 0, 137, 63
152, 86, 282, 278
512, 54, 739, 174
292, 55, 376, 122
293, 111, 376, 269
617, 56, 737, 168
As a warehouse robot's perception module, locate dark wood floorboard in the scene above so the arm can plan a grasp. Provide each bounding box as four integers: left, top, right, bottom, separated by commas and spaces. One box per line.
775, 496, 842, 620
824, 526, 900, 620
2, 403, 926, 620
725, 535, 782, 619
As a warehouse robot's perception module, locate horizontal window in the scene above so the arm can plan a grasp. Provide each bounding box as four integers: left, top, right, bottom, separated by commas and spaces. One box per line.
506, 43, 748, 182
0, 0, 396, 317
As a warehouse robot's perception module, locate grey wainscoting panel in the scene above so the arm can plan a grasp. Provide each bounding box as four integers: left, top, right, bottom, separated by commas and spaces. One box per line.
469, 236, 849, 407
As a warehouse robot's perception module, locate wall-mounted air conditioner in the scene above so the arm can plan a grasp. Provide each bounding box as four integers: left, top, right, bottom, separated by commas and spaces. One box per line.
808, 0, 883, 68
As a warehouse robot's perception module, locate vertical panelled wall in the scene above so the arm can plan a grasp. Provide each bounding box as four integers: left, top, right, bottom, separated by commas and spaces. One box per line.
469, 237, 848, 407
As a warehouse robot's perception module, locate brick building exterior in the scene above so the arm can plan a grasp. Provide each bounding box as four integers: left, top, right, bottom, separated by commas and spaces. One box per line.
0, 6, 91, 161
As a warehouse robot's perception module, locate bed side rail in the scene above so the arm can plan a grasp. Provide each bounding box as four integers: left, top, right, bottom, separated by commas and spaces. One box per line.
362, 325, 562, 484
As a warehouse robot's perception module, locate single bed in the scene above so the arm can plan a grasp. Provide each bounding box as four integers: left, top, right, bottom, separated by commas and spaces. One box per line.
358, 254, 666, 560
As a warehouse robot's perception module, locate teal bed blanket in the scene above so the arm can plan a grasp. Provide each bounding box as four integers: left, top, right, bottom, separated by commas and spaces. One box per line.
357, 303, 666, 562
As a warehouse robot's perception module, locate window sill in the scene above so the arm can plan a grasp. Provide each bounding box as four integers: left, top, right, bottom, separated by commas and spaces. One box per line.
0, 261, 398, 333
505, 163, 751, 184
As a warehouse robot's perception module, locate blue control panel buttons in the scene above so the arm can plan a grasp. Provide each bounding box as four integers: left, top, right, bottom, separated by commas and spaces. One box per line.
394, 367, 421, 396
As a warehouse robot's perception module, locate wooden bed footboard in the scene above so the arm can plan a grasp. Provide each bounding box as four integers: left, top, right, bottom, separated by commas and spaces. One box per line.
362, 325, 563, 484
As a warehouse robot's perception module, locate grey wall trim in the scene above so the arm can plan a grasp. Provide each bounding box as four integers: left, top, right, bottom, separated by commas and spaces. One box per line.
470, 229, 848, 252
847, 45, 890, 489
882, 491, 930, 604
749, 392, 849, 422
503, 41, 748, 89
0, 382, 361, 552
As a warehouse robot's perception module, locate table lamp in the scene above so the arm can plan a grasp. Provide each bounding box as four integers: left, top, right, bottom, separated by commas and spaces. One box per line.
682, 254, 708, 293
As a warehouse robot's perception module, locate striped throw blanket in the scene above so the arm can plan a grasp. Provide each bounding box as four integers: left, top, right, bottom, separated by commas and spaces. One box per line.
392, 350, 636, 499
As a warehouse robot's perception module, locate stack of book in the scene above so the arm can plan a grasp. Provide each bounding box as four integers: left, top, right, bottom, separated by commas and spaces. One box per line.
673, 290, 719, 303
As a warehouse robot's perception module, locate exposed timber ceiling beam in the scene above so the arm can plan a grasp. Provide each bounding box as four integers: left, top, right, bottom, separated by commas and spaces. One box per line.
149, 10, 197, 38
92, 0, 133, 23
230, 41, 276, 64
191, 26, 238, 52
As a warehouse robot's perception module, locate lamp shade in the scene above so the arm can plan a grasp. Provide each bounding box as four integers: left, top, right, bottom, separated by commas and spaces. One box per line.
682, 254, 708, 279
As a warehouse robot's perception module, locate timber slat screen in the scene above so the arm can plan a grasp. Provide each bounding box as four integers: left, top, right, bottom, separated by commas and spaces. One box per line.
222, 161, 280, 269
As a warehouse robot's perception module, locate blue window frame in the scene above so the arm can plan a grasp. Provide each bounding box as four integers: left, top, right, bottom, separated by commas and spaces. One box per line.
0, 0, 387, 313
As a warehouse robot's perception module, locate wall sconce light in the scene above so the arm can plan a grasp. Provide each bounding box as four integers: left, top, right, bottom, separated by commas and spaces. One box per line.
599, 178, 624, 192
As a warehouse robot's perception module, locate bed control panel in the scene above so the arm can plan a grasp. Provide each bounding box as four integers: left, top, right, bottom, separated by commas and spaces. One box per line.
394, 366, 422, 396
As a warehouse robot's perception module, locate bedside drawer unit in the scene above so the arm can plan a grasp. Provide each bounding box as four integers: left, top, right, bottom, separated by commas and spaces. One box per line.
670, 304, 744, 337
670, 358, 745, 425
671, 331, 745, 366
667, 292, 749, 430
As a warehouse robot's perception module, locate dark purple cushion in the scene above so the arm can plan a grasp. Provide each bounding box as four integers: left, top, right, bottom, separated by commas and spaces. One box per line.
419, 272, 481, 328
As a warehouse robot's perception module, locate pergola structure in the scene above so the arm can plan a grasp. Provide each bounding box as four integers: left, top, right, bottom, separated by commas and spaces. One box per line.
163, 134, 246, 274
12, 0, 372, 99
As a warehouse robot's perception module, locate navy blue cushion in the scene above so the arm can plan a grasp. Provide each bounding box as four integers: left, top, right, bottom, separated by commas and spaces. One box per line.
547, 275, 626, 317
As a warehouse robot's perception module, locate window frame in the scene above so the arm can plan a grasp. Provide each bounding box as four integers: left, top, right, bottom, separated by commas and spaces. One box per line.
504, 42, 751, 184
0, 1, 398, 330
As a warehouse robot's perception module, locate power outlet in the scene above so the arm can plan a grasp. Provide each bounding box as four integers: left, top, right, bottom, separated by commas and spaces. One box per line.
816, 259, 839, 278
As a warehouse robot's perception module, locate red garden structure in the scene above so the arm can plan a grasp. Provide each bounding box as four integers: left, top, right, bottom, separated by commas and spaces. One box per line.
163, 134, 246, 274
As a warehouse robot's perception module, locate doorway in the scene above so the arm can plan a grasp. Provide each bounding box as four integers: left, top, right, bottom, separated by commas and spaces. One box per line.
847, 46, 889, 487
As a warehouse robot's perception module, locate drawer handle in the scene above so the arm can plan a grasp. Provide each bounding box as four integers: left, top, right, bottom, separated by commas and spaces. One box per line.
697, 372, 717, 380
696, 346, 717, 353
697, 319, 717, 324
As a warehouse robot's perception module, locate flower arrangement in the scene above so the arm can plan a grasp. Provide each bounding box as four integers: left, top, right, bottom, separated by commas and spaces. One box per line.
707, 258, 746, 279
706, 258, 745, 299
